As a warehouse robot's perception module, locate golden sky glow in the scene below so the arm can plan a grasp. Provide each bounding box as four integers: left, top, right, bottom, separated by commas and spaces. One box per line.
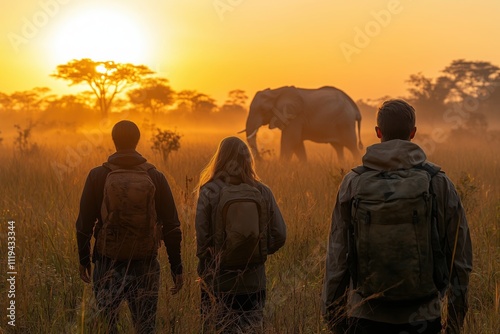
49, 6, 150, 65
1, 0, 500, 104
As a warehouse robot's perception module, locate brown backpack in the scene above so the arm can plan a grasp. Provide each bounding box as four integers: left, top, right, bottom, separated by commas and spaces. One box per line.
96, 162, 160, 261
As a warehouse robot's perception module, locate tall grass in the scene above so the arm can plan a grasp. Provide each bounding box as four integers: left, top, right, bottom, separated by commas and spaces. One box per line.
0, 131, 498, 333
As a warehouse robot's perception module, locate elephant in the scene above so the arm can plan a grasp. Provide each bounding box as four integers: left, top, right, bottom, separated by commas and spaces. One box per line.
242, 86, 363, 162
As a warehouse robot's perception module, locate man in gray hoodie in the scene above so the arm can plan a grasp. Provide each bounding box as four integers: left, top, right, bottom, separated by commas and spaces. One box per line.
322, 99, 472, 334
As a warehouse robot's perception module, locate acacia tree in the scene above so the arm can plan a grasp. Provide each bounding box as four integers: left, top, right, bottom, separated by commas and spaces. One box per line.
176, 90, 217, 115
442, 59, 500, 102
225, 89, 248, 107
128, 78, 175, 116
0, 92, 13, 112
406, 73, 453, 122
219, 89, 248, 120
9, 87, 52, 117
45, 94, 93, 116
52, 58, 154, 116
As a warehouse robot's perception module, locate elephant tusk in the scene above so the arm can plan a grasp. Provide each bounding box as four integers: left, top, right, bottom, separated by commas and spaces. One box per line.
237, 128, 246, 134
246, 129, 258, 139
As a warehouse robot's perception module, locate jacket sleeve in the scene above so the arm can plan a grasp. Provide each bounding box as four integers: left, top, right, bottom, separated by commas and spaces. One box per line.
154, 171, 183, 277
195, 187, 213, 259
435, 174, 473, 333
265, 187, 286, 255
321, 173, 355, 333
76, 170, 100, 267
195, 186, 216, 277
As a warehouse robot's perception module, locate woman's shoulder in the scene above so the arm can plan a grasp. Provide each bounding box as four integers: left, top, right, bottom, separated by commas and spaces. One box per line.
200, 179, 273, 194
199, 178, 229, 195
254, 181, 274, 197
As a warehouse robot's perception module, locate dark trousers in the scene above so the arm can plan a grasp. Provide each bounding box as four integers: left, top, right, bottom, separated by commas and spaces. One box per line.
92, 256, 160, 334
200, 289, 266, 334
349, 317, 442, 334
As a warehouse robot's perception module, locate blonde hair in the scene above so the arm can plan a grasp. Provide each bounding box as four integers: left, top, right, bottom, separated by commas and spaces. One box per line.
197, 137, 260, 191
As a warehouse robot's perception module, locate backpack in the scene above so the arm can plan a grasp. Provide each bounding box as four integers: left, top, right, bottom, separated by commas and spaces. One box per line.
347, 163, 447, 303
96, 162, 160, 261
213, 182, 269, 269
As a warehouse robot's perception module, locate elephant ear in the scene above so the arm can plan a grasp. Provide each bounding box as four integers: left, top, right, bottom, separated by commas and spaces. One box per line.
269, 88, 303, 129
269, 105, 294, 130
269, 115, 281, 129
255, 88, 277, 111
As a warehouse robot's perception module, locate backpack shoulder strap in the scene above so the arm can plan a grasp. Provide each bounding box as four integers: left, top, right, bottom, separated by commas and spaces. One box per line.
414, 161, 441, 178
138, 162, 156, 172
102, 162, 156, 172
416, 161, 451, 292
353, 163, 441, 177
102, 162, 120, 171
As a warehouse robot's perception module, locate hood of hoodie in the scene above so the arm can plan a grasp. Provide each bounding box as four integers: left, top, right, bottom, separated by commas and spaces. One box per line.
362, 139, 427, 171
107, 149, 147, 167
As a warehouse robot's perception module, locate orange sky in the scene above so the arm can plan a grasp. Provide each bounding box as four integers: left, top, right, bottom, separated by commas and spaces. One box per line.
1, 0, 500, 105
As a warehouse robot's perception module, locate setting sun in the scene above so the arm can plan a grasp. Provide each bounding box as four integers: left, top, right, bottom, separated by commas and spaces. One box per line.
50, 7, 150, 64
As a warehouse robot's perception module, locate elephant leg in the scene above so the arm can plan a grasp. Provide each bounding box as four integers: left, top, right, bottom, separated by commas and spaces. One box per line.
347, 144, 361, 161
280, 125, 305, 162
294, 141, 307, 162
343, 135, 361, 161
280, 135, 294, 161
330, 143, 345, 163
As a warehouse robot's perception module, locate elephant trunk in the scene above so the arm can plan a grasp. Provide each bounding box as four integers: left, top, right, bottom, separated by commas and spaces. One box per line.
246, 103, 265, 160
246, 128, 260, 160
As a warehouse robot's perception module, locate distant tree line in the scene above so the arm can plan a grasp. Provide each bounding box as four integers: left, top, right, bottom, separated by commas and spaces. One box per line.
358, 59, 500, 135
0, 58, 248, 131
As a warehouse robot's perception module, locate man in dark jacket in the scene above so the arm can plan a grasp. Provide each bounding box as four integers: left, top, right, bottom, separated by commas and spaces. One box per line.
322, 100, 472, 334
76, 120, 183, 333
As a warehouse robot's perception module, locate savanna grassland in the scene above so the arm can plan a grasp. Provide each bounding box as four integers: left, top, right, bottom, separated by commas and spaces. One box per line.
0, 121, 499, 334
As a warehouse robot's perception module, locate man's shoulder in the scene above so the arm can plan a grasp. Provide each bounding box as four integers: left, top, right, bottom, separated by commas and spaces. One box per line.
146, 168, 174, 190
422, 160, 452, 182
200, 180, 222, 194
145, 165, 163, 178
335, 170, 360, 202
255, 181, 273, 195
343, 169, 361, 183
88, 164, 110, 179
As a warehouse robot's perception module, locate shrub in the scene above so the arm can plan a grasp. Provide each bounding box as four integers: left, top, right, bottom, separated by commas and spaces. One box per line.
150, 128, 182, 163
14, 122, 38, 154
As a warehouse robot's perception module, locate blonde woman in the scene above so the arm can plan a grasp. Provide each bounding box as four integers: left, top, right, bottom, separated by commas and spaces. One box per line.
195, 136, 286, 333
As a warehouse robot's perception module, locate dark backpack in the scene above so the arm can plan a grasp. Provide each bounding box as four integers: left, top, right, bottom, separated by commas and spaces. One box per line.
96, 162, 160, 261
213, 182, 269, 269
347, 163, 448, 302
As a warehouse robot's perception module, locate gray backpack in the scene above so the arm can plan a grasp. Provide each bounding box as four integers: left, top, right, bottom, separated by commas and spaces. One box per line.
213, 182, 269, 269
348, 164, 447, 302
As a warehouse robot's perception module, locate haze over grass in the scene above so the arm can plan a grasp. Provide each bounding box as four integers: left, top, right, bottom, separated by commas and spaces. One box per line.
0, 126, 498, 332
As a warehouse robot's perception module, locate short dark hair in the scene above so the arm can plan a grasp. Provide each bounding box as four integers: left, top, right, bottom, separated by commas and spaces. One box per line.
377, 99, 416, 140
112, 120, 140, 150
